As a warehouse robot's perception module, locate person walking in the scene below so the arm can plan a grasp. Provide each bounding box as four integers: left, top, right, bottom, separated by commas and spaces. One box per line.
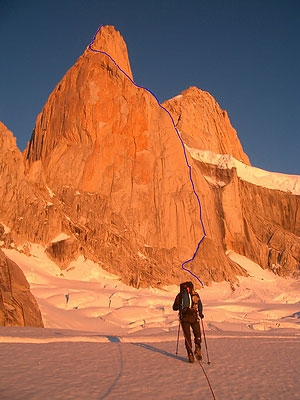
173, 281, 204, 363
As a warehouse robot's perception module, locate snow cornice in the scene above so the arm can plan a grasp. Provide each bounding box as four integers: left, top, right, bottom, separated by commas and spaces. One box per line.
187, 147, 300, 195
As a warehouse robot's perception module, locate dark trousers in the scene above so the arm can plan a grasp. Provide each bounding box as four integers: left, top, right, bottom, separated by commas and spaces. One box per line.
181, 313, 201, 354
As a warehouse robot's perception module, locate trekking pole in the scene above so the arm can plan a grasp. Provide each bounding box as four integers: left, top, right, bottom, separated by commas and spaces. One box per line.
201, 318, 211, 364
175, 320, 181, 355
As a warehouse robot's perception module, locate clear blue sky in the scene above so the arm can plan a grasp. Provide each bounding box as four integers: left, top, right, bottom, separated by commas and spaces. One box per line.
1, 0, 299, 174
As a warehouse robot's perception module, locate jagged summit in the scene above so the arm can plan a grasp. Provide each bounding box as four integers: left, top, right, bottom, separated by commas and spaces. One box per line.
21, 23, 212, 286
163, 87, 250, 164
25, 25, 133, 169
87, 25, 133, 80
0, 121, 17, 150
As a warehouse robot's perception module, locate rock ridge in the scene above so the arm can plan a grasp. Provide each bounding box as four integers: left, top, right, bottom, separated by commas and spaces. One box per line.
0, 249, 43, 327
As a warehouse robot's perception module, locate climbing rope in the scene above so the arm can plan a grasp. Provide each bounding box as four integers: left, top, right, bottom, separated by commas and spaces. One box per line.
88, 26, 207, 286
179, 319, 216, 399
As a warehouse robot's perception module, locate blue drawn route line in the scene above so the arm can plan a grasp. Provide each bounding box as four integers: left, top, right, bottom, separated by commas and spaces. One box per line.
88, 26, 206, 287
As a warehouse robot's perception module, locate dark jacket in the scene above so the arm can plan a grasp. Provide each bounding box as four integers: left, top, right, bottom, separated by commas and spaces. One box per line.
173, 290, 204, 320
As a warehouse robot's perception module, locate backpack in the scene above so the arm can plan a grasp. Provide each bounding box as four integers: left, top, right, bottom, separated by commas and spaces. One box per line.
180, 281, 198, 312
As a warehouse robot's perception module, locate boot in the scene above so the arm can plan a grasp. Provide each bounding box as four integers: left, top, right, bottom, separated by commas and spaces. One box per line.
194, 345, 202, 361
188, 353, 195, 363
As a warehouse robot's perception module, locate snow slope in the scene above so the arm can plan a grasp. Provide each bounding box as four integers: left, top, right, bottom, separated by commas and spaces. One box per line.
1, 246, 300, 399
2, 246, 300, 335
187, 147, 300, 195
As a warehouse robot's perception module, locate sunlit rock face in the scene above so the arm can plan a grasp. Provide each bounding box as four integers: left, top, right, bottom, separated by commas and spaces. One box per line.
163, 91, 300, 278
185, 160, 300, 279
163, 86, 250, 165
0, 26, 299, 289
0, 121, 66, 246
23, 24, 235, 286
0, 249, 43, 327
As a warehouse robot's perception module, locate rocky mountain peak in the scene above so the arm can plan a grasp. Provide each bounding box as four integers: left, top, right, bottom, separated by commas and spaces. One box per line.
0, 122, 17, 150
87, 25, 133, 80
163, 86, 250, 164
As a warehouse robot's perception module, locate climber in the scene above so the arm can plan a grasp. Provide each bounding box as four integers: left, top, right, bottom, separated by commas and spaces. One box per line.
173, 281, 204, 363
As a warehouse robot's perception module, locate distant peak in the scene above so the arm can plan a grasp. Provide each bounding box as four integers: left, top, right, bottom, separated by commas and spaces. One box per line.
88, 25, 133, 80
0, 121, 17, 149
182, 86, 202, 95
172, 86, 214, 101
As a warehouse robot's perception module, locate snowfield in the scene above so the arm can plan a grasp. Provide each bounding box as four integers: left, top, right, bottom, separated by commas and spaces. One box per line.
1, 246, 300, 399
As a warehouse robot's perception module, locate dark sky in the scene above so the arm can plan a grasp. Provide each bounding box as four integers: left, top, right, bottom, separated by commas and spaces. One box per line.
1, 0, 299, 174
